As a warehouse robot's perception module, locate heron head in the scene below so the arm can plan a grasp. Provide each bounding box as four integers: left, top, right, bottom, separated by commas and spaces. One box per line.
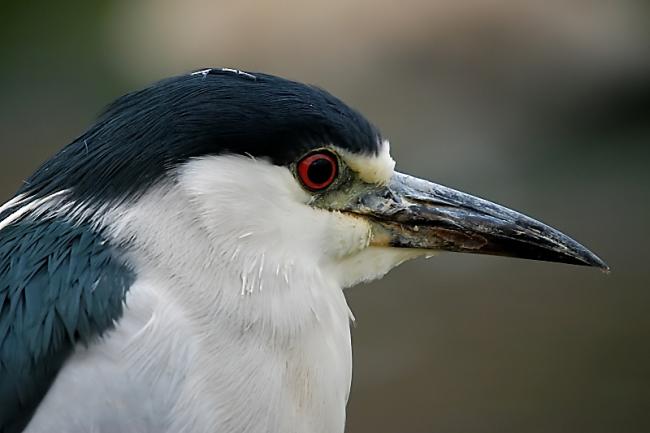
21, 68, 606, 289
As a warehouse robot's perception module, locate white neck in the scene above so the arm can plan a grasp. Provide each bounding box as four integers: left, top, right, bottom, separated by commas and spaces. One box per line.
99, 182, 354, 433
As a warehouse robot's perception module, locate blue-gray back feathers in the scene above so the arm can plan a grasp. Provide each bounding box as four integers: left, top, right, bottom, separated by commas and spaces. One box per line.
0, 215, 134, 432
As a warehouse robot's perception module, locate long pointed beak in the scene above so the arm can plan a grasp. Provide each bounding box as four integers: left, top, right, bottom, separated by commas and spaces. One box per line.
342, 172, 608, 270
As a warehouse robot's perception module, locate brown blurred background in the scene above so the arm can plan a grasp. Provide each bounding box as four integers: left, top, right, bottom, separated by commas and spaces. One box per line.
1, 1, 649, 432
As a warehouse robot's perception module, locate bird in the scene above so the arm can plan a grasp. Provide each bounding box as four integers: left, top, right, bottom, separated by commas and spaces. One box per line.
0, 67, 607, 433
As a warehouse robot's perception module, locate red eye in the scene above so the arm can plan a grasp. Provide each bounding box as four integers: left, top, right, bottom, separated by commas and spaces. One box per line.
297, 151, 338, 191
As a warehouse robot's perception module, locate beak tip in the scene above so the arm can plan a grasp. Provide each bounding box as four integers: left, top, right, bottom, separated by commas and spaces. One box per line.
579, 250, 609, 273
593, 258, 610, 274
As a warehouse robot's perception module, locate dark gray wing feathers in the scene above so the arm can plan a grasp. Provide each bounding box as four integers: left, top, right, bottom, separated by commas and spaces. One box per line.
0, 214, 134, 433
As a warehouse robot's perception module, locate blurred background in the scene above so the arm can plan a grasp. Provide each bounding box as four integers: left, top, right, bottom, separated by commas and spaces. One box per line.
1, 1, 649, 432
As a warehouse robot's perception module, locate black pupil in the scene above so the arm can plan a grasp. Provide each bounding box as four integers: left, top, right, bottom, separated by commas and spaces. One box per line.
307, 157, 334, 185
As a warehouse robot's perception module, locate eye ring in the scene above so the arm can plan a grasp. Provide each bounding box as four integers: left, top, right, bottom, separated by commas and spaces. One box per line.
297, 151, 338, 191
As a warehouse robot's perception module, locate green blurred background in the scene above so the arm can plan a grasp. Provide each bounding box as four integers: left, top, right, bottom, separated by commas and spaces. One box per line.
1, 1, 649, 432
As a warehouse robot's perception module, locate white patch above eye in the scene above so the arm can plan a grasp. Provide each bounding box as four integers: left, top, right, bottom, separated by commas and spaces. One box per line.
335, 139, 395, 185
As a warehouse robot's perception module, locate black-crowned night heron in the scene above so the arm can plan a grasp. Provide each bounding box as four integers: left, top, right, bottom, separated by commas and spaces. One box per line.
0, 68, 607, 433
